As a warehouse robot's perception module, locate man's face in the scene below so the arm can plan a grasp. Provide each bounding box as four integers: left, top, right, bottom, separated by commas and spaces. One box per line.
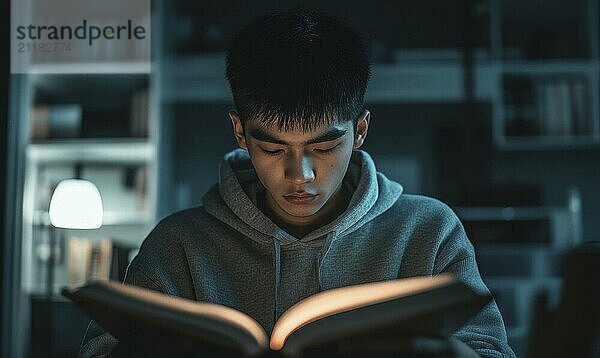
230, 111, 370, 228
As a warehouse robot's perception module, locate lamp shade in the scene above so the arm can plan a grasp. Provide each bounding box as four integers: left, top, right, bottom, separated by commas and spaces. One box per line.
49, 179, 103, 229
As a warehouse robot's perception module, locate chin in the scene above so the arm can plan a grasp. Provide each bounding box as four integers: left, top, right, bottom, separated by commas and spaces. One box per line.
279, 201, 324, 218
283, 206, 322, 218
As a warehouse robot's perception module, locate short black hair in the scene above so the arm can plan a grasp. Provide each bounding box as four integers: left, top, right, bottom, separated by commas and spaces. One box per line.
225, 10, 371, 132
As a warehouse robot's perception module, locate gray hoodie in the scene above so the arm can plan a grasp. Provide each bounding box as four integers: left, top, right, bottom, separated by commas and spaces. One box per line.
79, 149, 516, 357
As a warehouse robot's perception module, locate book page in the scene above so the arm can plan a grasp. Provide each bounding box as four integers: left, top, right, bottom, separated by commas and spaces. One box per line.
98, 281, 269, 349
270, 274, 455, 350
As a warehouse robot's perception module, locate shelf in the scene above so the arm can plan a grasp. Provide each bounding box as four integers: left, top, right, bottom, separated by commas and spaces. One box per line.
33, 210, 152, 226
161, 60, 598, 104
26, 139, 155, 163
454, 206, 565, 221
26, 61, 151, 74
497, 135, 600, 150
162, 54, 230, 103
484, 277, 563, 288
30, 293, 73, 303
161, 54, 499, 103
475, 244, 563, 254
506, 326, 528, 341
502, 61, 599, 74
366, 63, 496, 103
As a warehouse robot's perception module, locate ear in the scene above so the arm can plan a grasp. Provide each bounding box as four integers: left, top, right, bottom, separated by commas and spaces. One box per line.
353, 109, 370, 149
229, 111, 248, 150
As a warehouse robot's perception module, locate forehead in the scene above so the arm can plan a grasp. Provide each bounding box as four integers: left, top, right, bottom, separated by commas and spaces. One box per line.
246, 119, 353, 145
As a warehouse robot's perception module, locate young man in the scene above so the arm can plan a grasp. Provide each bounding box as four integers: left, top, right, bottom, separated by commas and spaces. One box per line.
80, 10, 515, 357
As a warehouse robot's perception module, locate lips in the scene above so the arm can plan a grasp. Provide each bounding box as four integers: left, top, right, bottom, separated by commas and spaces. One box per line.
283, 193, 318, 205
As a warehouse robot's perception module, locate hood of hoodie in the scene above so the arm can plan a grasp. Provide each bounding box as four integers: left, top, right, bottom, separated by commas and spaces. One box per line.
204, 148, 404, 327
203, 148, 403, 244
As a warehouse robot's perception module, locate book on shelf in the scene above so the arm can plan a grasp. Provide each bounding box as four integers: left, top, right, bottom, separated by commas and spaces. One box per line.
31, 104, 82, 140
571, 82, 589, 135
536, 78, 590, 137
68, 237, 113, 287
62, 274, 491, 356
507, 76, 592, 139
129, 88, 149, 137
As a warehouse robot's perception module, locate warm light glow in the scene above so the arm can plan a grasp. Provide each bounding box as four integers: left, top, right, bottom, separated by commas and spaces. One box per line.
269, 274, 456, 350
49, 179, 103, 229
102, 281, 269, 349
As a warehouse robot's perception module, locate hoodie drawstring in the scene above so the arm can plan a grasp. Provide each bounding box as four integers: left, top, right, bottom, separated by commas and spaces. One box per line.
317, 232, 336, 291
272, 231, 334, 322
272, 238, 281, 324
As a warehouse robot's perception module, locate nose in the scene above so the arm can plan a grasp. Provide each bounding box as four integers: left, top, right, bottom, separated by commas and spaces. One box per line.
285, 153, 315, 185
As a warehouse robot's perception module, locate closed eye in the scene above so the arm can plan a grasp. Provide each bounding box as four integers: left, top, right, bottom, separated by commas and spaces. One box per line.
313, 144, 340, 153
261, 148, 284, 156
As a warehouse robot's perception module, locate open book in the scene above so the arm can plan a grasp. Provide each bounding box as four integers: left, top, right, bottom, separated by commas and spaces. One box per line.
63, 274, 490, 356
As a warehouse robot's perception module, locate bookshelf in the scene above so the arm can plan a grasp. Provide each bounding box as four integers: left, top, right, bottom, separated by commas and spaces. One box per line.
490, 0, 600, 149
7, 14, 158, 354
9, 72, 159, 357
19, 73, 158, 295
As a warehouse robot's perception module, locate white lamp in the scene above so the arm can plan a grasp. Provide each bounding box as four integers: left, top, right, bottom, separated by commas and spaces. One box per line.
44, 179, 103, 353
49, 179, 103, 229
45, 178, 104, 293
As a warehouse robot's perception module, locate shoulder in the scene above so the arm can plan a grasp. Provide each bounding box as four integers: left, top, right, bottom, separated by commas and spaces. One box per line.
382, 194, 466, 253
128, 206, 219, 283
387, 195, 475, 275
136, 205, 222, 253
388, 194, 460, 225
151, 205, 219, 235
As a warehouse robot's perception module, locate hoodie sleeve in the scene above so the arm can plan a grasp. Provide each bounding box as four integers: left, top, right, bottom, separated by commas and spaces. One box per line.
77, 259, 165, 357
432, 204, 517, 358
78, 211, 200, 357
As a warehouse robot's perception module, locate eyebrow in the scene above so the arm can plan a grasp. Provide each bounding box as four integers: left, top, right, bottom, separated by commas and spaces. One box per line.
249, 127, 348, 145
